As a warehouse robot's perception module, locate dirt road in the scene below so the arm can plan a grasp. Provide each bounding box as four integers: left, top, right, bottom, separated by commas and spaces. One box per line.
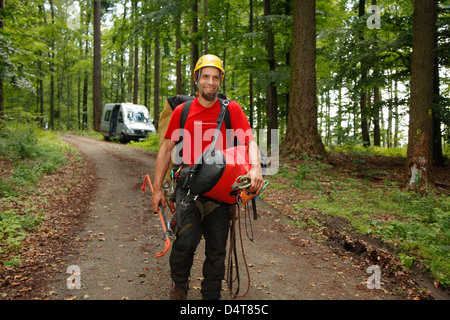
47, 134, 396, 300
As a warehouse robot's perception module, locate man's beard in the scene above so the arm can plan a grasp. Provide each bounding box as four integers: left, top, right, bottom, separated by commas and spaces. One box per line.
200, 89, 218, 101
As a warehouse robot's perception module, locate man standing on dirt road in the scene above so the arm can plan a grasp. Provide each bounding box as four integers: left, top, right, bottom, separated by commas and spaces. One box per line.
151, 54, 264, 300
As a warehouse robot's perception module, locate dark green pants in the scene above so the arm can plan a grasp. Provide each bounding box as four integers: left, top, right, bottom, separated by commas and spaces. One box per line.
170, 189, 231, 300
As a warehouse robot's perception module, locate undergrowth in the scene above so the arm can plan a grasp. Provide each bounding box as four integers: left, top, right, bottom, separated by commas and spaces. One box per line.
0, 122, 72, 265
270, 154, 450, 288
127, 133, 160, 152
327, 144, 408, 158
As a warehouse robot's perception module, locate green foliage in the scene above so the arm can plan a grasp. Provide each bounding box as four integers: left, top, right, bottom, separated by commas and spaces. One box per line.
0, 209, 45, 255
128, 133, 160, 152
0, 122, 70, 197
275, 155, 450, 287
1, 0, 448, 154
329, 144, 408, 157
0, 122, 71, 259
0, 122, 39, 160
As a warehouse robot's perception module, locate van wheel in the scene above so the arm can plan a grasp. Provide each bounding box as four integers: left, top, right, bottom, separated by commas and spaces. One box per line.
120, 133, 128, 144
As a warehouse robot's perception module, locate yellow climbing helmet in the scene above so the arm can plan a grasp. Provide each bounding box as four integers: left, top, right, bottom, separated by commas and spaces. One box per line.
193, 54, 225, 82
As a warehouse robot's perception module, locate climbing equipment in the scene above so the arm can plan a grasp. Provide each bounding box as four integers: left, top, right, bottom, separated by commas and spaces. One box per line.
225, 175, 268, 298
179, 99, 251, 205
141, 174, 174, 258
232, 175, 269, 205
193, 54, 225, 82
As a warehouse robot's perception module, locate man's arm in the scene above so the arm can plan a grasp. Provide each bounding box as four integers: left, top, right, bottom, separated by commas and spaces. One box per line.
152, 138, 176, 212
247, 139, 264, 193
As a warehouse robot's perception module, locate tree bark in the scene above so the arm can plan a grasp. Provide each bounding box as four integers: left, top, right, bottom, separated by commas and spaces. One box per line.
282, 0, 326, 159
359, 0, 370, 147
133, 0, 139, 104
264, 0, 278, 150
175, 7, 182, 95
432, 33, 444, 166
405, 0, 436, 192
49, 0, 55, 130
0, 0, 5, 121
93, 0, 102, 131
153, 28, 160, 130
373, 84, 381, 146
190, 0, 199, 94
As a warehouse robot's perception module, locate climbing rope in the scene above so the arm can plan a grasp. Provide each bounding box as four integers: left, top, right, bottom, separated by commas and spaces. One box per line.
226, 175, 268, 298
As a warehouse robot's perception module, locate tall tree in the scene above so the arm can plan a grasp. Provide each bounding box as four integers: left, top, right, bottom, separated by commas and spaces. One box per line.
175, 4, 182, 95
282, 0, 326, 158
248, 0, 254, 128
49, 0, 56, 130
405, 0, 437, 191
264, 0, 278, 149
190, 0, 199, 94
93, 0, 102, 131
153, 27, 160, 129
133, 0, 139, 104
0, 0, 5, 121
82, 5, 91, 130
358, 0, 370, 147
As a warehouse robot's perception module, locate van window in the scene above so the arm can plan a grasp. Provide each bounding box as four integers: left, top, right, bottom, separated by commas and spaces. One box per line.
118, 111, 123, 123
104, 110, 111, 121
127, 111, 149, 123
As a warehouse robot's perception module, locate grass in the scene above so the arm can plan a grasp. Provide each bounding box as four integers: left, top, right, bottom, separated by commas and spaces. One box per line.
127, 133, 160, 152
268, 153, 450, 288
327, 144, 408, 158
0, 122, 73, 263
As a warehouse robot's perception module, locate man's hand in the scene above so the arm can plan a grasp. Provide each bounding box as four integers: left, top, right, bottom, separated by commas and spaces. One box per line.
152, 138, 176, 213
247, 140, 264, 193
152, 188, 166, 213
247, 166, 264, 194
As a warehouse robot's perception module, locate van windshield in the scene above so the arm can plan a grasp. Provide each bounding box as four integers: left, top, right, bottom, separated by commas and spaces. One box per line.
127, 111, 150, 123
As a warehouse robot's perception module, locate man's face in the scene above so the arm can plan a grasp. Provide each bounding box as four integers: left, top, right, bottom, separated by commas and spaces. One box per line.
197, 66, 221, 101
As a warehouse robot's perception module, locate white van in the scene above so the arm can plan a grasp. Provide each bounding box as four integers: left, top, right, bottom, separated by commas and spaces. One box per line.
100, 103, 156, 143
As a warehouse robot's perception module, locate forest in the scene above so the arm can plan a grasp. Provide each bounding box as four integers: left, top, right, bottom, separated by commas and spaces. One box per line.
0, 0, 449, 189
0, 0, 450, 297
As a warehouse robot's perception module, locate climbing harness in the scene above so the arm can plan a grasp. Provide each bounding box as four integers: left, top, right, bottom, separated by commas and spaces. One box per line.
141, 174, 174, 258
226, 175, 268, 298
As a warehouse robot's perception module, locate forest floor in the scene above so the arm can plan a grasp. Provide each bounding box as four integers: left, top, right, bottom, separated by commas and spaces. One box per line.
0, 134, 448, 302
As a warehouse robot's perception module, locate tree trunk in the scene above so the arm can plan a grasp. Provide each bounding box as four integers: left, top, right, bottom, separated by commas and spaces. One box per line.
281, 0, 326, 159
264, 0, 278, 150
0, 0, 5, 121
190, 0, 199, 94
67, 75, 70, 130
203, 0, 208, 54
49, 0, 56, 130
175, 7, 182, 95
92, 0, 102, 132
82, 46, 89, 130
133, 1, 139, 104
359, 0, 370, 147
144, 41, 150, 107
394, 78, 399, 147
432, 36, 444, 166
153, 28, 160, 130
77, 71, 81, 130
405, 0, 436, 192
284, 0, 291, 130
373, 84, 381, 146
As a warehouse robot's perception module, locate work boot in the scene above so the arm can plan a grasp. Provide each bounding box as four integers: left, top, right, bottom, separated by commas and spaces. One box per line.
169, 281, 188, 300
